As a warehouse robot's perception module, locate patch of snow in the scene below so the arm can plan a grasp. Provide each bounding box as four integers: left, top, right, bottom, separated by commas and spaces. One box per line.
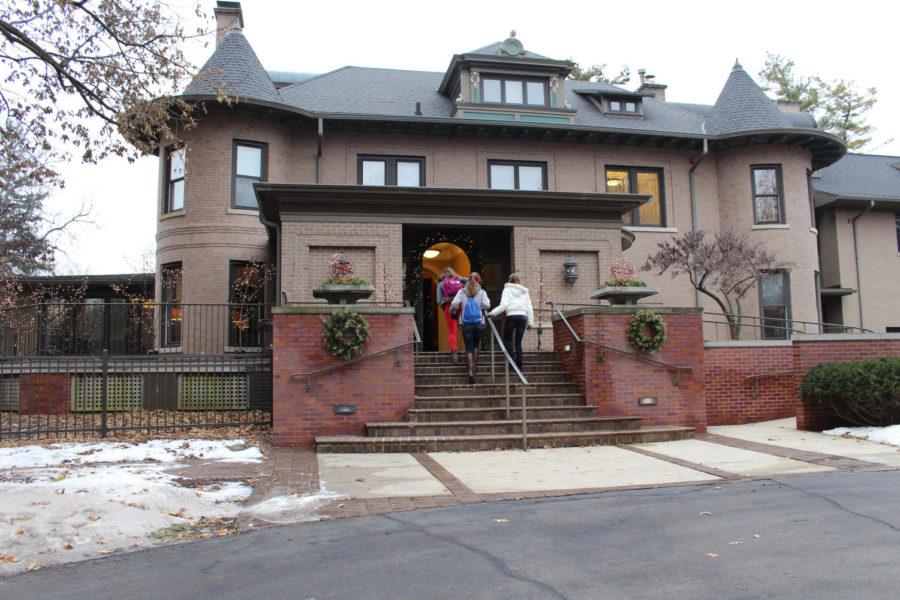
823, 424, 900, 448
0, 439, 262, 470
241, 488, 343, 525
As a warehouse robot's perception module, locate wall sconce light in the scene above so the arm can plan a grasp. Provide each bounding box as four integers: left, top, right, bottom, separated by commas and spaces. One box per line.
638, 397, 658, 407
563, 256, 579, 286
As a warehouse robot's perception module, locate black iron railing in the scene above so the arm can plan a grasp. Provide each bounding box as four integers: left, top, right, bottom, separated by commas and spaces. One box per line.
703, 312, 873, 341
0, 302, 273, 356
486, 315, 530, 450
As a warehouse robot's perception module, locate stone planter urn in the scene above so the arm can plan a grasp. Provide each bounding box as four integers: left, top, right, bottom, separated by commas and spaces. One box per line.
312, 285, 375, 305
591, 286, 660, 305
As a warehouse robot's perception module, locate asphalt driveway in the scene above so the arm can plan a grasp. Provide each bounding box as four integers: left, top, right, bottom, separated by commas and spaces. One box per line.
2, 469, 898, 600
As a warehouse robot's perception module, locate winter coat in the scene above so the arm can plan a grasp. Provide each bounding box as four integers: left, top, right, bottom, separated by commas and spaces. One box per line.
450, 287, 491, 325
489, 283, 535, 327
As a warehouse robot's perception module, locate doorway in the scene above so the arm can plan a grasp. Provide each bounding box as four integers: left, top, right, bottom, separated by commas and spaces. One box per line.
403, 226, 511, 351
422, 242, 471, 351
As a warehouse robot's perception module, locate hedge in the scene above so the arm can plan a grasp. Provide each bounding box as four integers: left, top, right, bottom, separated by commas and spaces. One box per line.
800, 356, 900, 427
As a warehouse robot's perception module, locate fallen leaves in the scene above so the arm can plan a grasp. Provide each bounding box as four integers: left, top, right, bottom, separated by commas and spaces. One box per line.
0, 553, 18, 563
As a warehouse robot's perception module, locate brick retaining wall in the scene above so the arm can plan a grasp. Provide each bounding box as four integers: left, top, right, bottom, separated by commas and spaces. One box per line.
704, 342, 795, 425
271, 307, 415, 446
553, 307, 707, 433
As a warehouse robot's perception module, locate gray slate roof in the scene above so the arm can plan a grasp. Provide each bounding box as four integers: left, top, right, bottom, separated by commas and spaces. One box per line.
182, 32, 823, 143
704, 62, 793, 134
814, 153, 900, 200
184, 29, 281, 104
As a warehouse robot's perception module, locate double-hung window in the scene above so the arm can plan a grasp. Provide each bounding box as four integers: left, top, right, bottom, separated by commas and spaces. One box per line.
488, 160, 547, 191
752, 165, 785, 224
482, 77, 548, 106
358, 156, 424, 186
160, 263, 183, 347
605, 167, 665, 226
232, 141, 267, 209
164, 147, 185, 213
759, 271, 791, 340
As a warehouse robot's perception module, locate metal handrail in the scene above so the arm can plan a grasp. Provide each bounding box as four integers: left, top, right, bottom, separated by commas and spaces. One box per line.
290, 340, 417, 392
704, 312, 873, 339
485, 316, 530, 451
548, 301, 693, 386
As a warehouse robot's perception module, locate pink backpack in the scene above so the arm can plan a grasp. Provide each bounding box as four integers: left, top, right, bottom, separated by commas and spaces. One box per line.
441, 277, 463, 299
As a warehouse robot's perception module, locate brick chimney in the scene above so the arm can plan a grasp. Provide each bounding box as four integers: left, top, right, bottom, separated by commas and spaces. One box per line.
636, 68, 667, 102
214, 1, 244, 46
776, 99, 802, 113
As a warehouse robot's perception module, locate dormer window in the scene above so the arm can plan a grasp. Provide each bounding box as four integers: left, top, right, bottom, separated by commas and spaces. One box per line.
482, 76, 548, 106
609, 99, 639, 114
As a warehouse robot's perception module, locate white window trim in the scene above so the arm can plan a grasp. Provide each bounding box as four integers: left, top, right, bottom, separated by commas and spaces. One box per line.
751, 224, 790, 230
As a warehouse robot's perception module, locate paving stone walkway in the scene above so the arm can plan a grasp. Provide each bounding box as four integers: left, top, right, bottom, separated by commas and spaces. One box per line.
238, 420, 899, 525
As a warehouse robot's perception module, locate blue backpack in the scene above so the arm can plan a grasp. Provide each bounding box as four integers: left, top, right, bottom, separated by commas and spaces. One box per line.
461, 293, 483, 325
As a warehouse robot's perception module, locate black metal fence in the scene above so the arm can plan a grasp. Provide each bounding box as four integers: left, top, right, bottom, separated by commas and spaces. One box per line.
0, 302, 274, 441
0, 302, 273, 356
0, 351, 272, 441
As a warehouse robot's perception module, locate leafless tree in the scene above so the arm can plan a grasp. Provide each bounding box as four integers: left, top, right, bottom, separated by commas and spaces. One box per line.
642, 230, 788, 340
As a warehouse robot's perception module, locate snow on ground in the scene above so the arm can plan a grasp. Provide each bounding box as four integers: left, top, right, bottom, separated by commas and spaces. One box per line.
824, 424, 900, 448
240, 488, 343, 526
0, 438, 263, 470
0, 439, 262, 575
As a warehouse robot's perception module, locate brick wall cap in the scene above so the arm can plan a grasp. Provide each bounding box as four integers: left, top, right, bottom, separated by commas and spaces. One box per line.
705, 340, 793, 348
554, 306, 703, 319
792, 333, 900, 342
273, 306, 415, 315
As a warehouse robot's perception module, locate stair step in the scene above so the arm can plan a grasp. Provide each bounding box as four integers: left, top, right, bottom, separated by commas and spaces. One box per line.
414, 352, 557, 365
407, 405, 599, 422
367, 417, 636, 437
316, 426, 696, 453
415, 383, 578, 397
416, 373, 571, 385
414, 393, 586, 409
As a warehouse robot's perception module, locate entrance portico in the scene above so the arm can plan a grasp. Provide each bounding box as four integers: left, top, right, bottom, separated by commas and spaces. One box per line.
256, 183, 646, 311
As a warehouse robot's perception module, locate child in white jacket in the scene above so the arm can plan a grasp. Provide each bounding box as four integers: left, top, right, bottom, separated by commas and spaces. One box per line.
488, 274, 534, 370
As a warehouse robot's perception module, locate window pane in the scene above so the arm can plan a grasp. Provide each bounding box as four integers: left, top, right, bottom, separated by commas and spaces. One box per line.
518, 166, 544, 190
609, 100, 621, 112
606, 170, 630, 193
760, 273, 785, 305
236, 145, 262, 177
636, 171, 662, 225
170, 180, 184, 211
762, 306, 788, 339
490, 164, 515, 189
396, 161, 421, 187
169, 148, 185, 180
526, 81, 545, 105
625, 102, 637, 112
483, 79, 501, 103
234, 176, 258, 208
504, 80, 523, 104
755, 196, 781, 223
754, 168, 778, 195
161, 265, 182, 302
362, 160, 386, 185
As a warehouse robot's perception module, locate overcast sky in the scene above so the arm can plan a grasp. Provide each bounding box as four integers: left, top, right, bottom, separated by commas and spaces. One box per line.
46, 0, 898, 275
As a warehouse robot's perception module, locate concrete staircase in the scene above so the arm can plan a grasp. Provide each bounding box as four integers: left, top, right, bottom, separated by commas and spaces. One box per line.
315, 351, 694, 453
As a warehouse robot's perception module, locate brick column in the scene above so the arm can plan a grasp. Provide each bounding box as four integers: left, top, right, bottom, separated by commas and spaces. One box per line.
271, 306, 415, 447
553, 306, 707, 432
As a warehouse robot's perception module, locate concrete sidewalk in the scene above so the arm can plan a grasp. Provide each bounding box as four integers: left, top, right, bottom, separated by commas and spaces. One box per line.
244, 419, 899, 522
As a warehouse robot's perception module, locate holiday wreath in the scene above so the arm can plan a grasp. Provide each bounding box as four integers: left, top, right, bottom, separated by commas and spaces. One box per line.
626, 309, 667, 353
322, 310, 371, 360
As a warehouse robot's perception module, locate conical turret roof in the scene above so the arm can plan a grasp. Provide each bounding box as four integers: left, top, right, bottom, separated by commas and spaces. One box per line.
183, 28, 280, 104
705, 60, 792, 134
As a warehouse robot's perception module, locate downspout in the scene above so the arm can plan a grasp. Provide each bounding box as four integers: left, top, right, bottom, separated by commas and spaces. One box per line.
258, 208, 282, 306
849, 200, 875, 329
688, 137, 709, 307
316, 118, 324, 183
